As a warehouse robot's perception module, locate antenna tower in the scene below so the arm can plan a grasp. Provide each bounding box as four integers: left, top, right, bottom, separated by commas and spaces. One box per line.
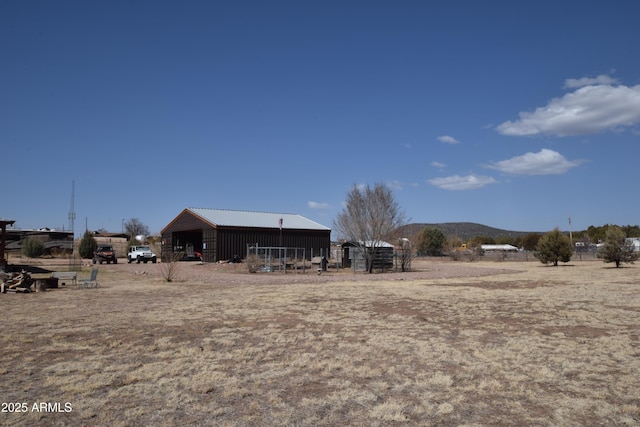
68, 180, 76, 235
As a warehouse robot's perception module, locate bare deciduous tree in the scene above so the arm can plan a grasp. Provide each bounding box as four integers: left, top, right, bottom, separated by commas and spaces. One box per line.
124, 218, 150, 238
334, 183, 407, 273
396, 237, 413, 272
160, 250, 183, 282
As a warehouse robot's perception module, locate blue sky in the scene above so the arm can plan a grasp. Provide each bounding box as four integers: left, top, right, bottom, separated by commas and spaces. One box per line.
2, 0, 639, 236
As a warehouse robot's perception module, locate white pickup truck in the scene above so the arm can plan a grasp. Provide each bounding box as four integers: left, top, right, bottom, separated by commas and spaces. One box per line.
127, 245, 157, 264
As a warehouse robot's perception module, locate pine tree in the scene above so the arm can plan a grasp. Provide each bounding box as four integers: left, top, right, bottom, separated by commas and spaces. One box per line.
534, 228, 573, 266
598, 226, 639, 268
417, 227, 446, 256
79, 231, 97, 259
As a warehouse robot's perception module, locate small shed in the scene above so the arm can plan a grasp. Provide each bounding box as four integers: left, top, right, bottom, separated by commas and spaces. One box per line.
161, 208, 331, 263
341, 240, 395, 271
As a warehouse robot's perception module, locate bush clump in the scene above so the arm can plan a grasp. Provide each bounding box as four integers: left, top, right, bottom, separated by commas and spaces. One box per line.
78, 231, 97, 259
22, 237, 45, 258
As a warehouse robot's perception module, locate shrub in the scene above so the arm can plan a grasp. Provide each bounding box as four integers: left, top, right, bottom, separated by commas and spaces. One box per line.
79, 231, 97, 259
597, 226, 639, 268
160, 251, 183, 282
534, 228, 573, 266
22, 238, 45, 258
246, 254, 260, 273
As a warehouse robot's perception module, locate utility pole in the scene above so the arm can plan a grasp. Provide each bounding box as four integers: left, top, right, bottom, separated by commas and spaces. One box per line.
68, 180, 76, 237
568, 216, 573, 247
68, 180, 77, 270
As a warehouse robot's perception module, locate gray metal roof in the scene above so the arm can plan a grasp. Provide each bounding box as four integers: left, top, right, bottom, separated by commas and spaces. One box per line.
187, 208, 331, 231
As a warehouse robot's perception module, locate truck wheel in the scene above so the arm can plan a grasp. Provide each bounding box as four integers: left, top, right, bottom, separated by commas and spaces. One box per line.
152, 257, 157, 264
114, 258, 118, 264
136, 256, 141, 264
128, 256, 132, 264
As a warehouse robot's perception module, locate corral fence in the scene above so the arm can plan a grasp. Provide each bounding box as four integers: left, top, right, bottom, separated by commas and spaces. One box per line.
246, 245, 307, 273
244, 244, 415, 273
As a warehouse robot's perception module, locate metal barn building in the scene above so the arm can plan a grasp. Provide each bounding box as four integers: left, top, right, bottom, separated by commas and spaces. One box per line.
160, 208, 331, 263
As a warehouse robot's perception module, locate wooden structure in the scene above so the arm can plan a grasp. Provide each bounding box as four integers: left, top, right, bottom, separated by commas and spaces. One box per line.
341, 240, 395, 271
161, 208, 331, 263
0, 219, 16, 269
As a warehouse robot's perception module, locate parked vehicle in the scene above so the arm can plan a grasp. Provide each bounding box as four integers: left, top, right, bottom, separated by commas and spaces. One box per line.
93, 244, 117, 264
128, 245, 157, 264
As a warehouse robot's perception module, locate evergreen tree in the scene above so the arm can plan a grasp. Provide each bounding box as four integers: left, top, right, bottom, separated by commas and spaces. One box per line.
534, 228, 573, 266
522, 233, 541, 252
417, 227, 446, 256
79, 231, 97, 259
598, 226, 639, 268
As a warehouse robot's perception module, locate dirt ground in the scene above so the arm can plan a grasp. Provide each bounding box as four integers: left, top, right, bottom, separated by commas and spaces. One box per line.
1, 257, 639, 426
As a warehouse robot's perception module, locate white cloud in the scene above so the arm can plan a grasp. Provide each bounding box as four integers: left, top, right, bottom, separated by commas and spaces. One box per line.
386, 180, 419, 190
437, 135, 460, 144
486, 148, 583, 175
564, 74, 619, 88
496, 83, 640, 136
308, 201, 330, 209
427, 174, 497, 191
388, 180, 404, 190
431, 161, 446, 168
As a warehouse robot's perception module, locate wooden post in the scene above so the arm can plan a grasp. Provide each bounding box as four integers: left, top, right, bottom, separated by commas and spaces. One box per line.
0, 219, 16, 268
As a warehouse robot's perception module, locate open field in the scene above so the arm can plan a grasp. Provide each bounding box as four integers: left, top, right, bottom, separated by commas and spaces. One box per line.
1, 258, 639, 426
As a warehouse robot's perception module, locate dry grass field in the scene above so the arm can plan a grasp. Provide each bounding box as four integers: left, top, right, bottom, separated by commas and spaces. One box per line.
1, 257, 639, 426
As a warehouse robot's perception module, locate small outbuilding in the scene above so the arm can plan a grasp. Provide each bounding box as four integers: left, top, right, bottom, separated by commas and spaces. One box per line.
341, 240, 395, 271
161, 208, 331, 263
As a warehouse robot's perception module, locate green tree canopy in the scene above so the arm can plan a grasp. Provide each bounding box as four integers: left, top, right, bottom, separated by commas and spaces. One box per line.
22, 237, 45, 258
621, 225, 640, 238
469, 235, 495, 246
416, 227, 446, 256
522, 233, 542, 252
597, 225, 639, 268
534, 228, 573, 266
584, 224, 640, 244
79, 231, 97, 259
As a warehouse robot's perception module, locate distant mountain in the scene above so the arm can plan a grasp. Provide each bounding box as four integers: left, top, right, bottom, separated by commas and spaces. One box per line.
398, 222, 537, 241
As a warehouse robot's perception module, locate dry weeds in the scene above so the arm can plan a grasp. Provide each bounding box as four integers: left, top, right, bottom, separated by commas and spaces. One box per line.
1, 258, 639, 426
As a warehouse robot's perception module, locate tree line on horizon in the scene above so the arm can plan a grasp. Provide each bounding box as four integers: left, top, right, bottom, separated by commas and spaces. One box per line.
334, 182, 639, 271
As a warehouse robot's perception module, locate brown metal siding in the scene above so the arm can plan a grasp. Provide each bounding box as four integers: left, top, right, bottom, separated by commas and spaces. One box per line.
162, 210, 331, 263
161, 233, 173, 262
161, 210, 214, 262
216, 228, 330, 261
203, 228, 216, 263
164, 211, 211, 232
